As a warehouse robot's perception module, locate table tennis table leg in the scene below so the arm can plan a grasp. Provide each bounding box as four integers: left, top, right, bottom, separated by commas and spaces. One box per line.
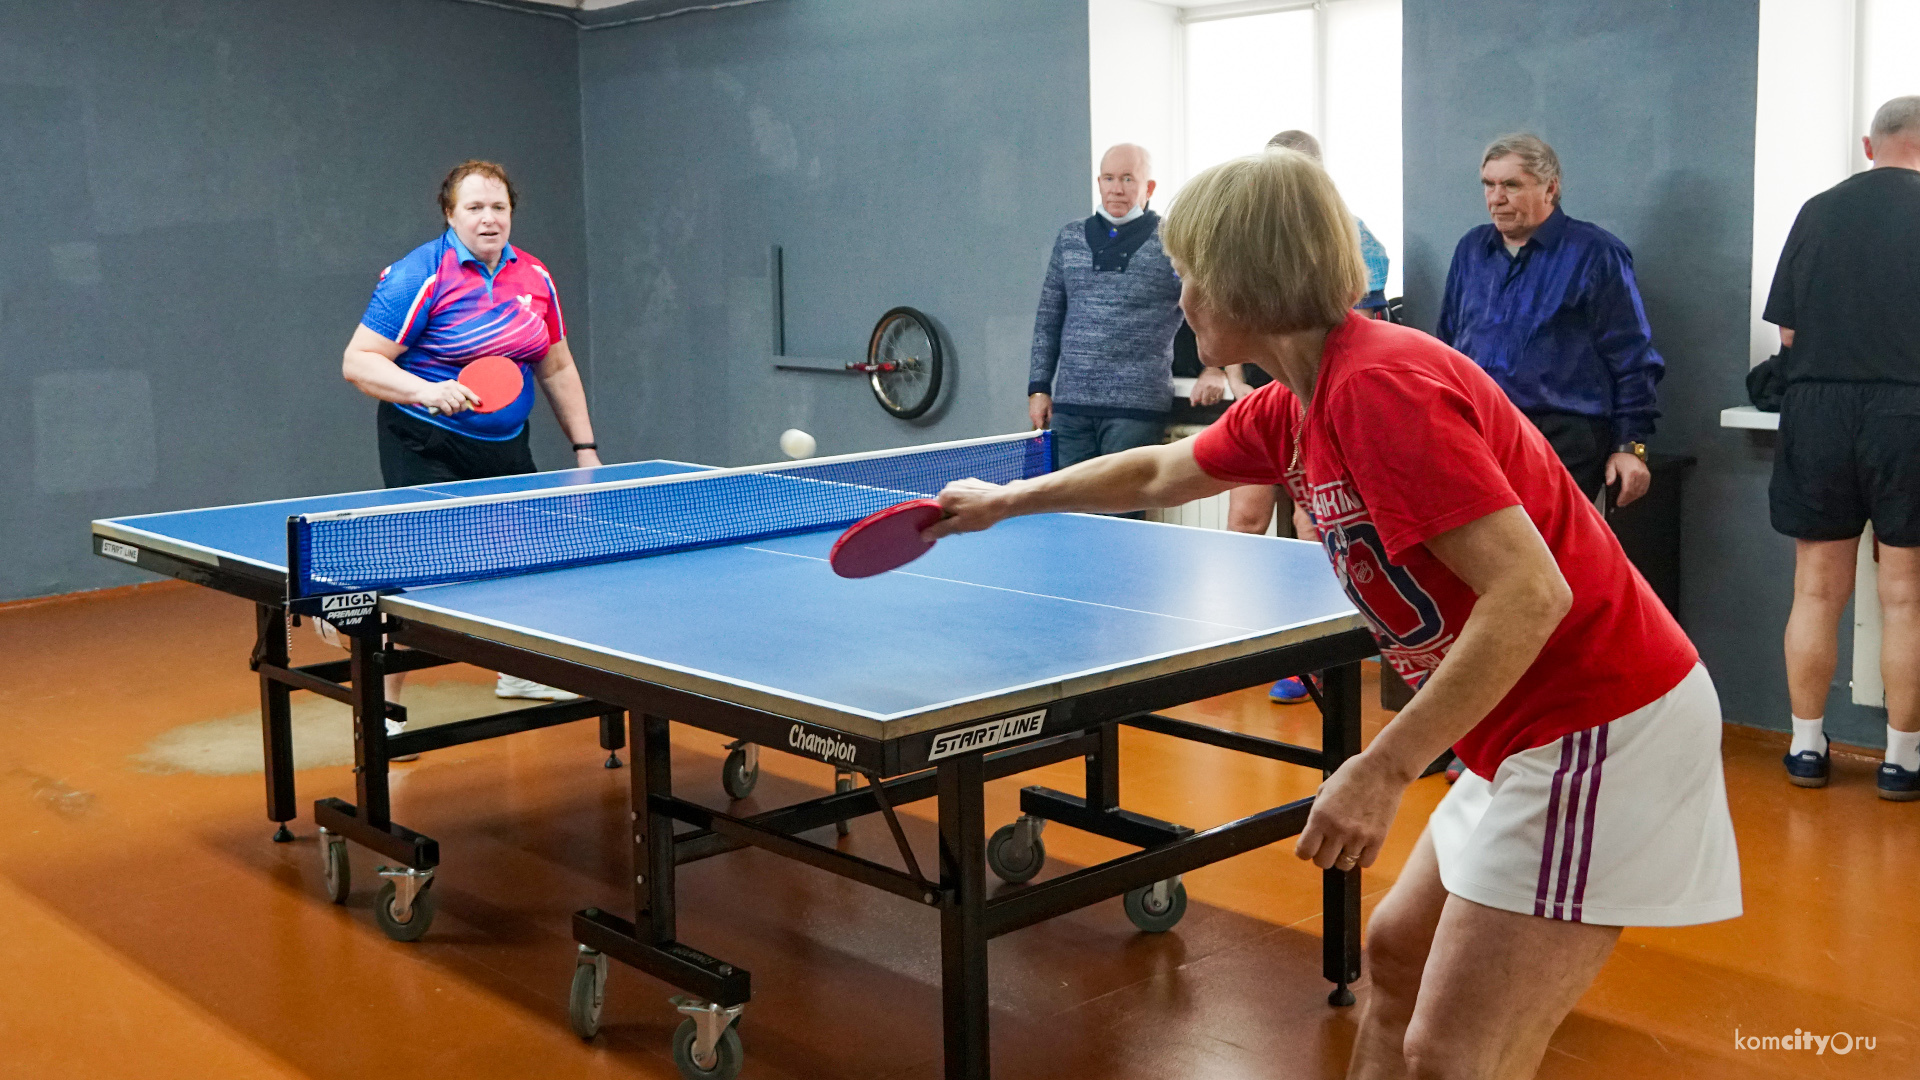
254, 604, 297, 843
569, 713, 751, 1061
937, 752, 991, 1080
1319, 660, 1364, 1007
351, 629, 392, 828
599, 711, 625, 769
1085, 721, 1120, 811
638, 713, 677, 942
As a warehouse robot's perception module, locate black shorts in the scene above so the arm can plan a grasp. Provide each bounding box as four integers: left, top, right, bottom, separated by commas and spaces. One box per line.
1770, 382, 1920, 547
377, 401, 537, 488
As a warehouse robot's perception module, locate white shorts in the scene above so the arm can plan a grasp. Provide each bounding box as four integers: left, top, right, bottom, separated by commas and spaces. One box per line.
1428, 664, 1742, 927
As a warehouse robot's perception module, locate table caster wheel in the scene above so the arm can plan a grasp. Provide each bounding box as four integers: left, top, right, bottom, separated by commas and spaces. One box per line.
320, 831, 350, 905
373, 878, 436, 941
834, 771, 854, 837
985, 820, 1046, 884
672, 1016, 744, 1079
1329, 984, 1356, 1007
569, 948, 609, 1039
721, 745, 759, 800
1123, 878, 1186, 933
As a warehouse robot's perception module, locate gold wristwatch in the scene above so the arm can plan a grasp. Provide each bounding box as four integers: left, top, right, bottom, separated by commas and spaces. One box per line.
1612, 441, 1647, 462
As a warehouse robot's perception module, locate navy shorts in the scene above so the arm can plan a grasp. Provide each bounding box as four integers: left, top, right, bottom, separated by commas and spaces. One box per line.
1770, 382, 1920, 547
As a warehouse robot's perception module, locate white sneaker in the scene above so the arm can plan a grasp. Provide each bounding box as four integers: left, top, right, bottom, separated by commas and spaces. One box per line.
495, 673, 580, 701
385, 716, 419, 762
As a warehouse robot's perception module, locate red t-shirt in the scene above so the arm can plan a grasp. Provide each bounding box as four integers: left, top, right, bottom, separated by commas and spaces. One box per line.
1193, 314, 1698, 777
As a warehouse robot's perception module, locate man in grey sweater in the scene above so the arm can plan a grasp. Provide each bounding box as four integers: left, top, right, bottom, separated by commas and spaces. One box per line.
1028, 143, 1185, 469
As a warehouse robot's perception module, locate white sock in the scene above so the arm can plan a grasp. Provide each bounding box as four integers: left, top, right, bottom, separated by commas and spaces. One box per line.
1790, 716, 1827, 756
1886, 727, 1920, 772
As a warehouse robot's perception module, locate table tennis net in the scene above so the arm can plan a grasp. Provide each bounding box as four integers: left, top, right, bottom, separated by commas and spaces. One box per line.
290, 431, 1052, 598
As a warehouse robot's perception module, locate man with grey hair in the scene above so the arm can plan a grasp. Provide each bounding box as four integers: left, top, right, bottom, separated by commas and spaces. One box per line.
1029, 143, 1185, 471
1191, 129, 1394, 419
1767, 96, 1920, 801
1437, 132, 1664, 508
1267, 129, 1391, 310
1185, 129, 1398, 705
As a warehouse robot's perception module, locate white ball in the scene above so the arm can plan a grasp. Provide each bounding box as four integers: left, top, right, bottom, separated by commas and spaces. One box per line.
779, 428, 817, 459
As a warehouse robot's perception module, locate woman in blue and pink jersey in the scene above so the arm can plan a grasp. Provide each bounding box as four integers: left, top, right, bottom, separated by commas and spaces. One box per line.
924, 150, 1740, 1079
343, 159, 601, 487
341, 159, 600, 707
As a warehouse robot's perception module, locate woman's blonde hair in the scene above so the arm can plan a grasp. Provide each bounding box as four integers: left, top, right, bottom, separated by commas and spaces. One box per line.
1162, 149, 1365, 333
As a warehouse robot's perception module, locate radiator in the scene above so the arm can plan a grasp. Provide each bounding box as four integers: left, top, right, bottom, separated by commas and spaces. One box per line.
1145, 491, 1279, 534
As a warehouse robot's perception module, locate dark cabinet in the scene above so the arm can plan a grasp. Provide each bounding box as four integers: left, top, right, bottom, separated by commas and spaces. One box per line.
1608, 453, 1693, 621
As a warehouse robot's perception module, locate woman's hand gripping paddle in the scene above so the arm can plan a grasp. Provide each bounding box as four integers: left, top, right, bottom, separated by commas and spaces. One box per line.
428, 355, 523, 415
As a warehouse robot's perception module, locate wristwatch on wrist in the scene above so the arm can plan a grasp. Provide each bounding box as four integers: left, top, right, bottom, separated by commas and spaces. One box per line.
1612, 441, 1647, 462
571, 442, 598, 452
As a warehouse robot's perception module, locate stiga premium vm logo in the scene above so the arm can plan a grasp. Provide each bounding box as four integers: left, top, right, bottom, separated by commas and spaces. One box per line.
927, 709, 1047, 761
320, 591, 378, 628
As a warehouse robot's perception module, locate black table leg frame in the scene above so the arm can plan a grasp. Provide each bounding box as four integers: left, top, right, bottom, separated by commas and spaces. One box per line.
565, 658, 1372, 1078
311, 619, 433, 862
1007, 662, 1367, 1010
938, 754, 991, 1080
572, 713, 752, 1040
254, 604, 297, 842
292, 613, 631, 913
1319, 662, 1364, 1005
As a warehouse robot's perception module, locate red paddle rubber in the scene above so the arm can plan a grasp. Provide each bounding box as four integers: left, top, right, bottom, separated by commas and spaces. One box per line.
830, 499, 946, 578
458, 355, 524, 414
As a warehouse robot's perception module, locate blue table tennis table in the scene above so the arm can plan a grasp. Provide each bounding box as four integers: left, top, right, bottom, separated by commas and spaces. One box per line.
92, 431, 1377, 1080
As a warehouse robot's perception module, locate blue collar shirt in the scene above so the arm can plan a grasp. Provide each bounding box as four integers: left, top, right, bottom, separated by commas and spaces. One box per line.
446, 229, 519, 297
1436, 207, 1664, 444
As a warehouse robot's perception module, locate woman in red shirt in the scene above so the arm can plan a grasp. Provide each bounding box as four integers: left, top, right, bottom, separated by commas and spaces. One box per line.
928, 150, 1739, 1079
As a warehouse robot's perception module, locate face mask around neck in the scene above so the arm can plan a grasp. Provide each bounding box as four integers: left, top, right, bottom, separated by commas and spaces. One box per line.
1097, 203, 1146, 226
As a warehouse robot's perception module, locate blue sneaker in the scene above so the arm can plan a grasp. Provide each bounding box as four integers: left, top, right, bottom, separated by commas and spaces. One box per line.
1878, 761, 1920, 801
1269, 677, 1310, 704
1783, 745, 1830, 788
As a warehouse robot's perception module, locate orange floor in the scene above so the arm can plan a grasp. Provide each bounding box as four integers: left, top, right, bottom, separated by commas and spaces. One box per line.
0, 582, 1914, 1079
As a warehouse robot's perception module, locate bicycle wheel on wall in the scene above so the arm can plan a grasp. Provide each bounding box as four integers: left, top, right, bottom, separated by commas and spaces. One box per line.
865, 307, 943, 419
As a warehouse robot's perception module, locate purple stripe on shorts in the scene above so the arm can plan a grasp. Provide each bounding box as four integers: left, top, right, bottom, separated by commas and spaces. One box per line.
1568, 723, 1611, 922
1552, 730, 1594, 920
1534, 735, 1577, 917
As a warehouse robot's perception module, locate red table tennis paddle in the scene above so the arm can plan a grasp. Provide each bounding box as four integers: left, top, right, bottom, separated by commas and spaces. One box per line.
830, 499, 947, 578
458, 355, 524, 413
425, 355, 523, 416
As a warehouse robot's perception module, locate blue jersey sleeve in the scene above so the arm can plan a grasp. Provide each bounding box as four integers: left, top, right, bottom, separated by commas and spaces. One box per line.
360, 243, 442, 346
1356, 218, 1389, 294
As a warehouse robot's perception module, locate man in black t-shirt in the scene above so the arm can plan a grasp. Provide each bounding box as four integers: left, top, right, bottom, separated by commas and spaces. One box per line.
1767, 95, 1920, 802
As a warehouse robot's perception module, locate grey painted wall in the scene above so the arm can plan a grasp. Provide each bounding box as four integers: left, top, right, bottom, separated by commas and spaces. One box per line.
0, 0, 587, 602
577, 0, 1091, 467
1403, 0, 1878, 744
16, 0, 1844, 745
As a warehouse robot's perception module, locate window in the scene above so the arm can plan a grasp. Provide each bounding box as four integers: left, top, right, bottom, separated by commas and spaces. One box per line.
1183, 10, 1318, 179
1090, 0, 1403, 296
1751, 0, 1917, 363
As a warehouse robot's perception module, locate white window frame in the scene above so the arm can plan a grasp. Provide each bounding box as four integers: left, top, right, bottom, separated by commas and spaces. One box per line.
1090, 0, 1402, 296
1751, 0, 1908, 365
